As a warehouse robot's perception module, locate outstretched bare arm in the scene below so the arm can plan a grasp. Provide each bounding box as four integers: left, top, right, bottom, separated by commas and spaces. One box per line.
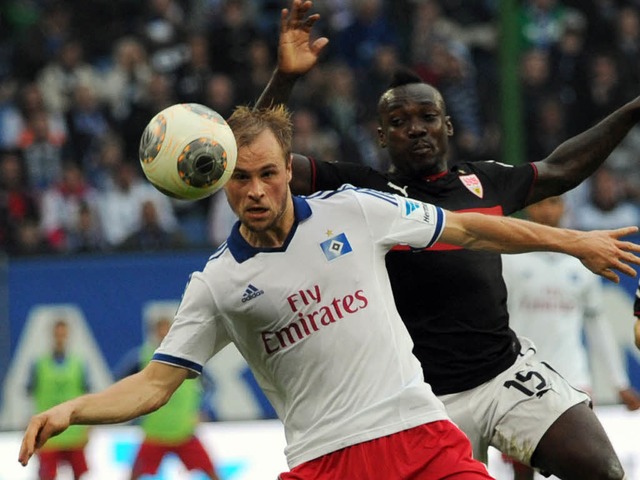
441, 211, 640, 283
530, 97, 640, 204
18, 362, 188, 467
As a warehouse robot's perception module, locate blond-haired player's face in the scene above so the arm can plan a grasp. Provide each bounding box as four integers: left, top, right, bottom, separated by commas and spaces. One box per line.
225, 129, 292, 243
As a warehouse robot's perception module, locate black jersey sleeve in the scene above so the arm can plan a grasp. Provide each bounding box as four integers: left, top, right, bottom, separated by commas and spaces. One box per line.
467, 161, 536, 215
311, 159, 389, 193
634, 280, 640, 317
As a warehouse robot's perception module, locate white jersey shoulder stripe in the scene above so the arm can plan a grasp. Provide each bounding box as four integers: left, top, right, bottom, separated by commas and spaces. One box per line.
305, 184, 399, 207
208, 242, 229, 262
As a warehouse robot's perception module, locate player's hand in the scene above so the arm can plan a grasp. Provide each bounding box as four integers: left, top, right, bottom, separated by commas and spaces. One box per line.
576, 226, 640, 283
278, 0, 329, 76
18, 406, 72, 466
618, 387, 640, 411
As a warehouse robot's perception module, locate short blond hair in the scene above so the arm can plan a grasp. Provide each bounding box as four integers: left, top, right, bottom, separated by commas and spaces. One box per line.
227, 105, 293, 161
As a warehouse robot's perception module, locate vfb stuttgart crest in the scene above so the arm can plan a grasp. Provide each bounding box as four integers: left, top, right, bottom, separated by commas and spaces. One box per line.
459, 174, 483, 198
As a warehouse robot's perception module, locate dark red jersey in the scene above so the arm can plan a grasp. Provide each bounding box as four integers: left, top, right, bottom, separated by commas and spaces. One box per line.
310, 159, 537, 394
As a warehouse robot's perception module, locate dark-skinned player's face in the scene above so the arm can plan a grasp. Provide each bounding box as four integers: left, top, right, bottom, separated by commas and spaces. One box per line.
377, 84, 453, 177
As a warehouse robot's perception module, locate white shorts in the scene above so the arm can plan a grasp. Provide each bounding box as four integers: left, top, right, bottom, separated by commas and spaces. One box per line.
438, 337, 591, 465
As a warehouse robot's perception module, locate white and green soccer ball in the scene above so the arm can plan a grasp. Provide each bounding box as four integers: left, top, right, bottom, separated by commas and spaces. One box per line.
139, 103, 237, 200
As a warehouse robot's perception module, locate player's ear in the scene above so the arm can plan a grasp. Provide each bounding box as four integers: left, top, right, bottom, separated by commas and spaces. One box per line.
286, 153, 293, 181
445, 116, 454, 136
377, 127, 386, 148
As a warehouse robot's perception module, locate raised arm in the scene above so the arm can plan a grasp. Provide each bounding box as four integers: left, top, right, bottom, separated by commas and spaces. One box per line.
529, 97, 640, 204
440, 211, 640, 283
254, 0, 328, 109
18, 361, 188, 467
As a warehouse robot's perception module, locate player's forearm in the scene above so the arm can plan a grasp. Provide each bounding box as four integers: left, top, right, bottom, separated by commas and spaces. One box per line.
254, 69, 299, 110
444, 212, 584, 254
635, 319, 640, 349
67, 370, 171, 425
531, 98, 640, 202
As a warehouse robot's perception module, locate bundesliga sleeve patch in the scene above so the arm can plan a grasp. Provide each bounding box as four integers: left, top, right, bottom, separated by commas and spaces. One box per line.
320, 233, 353, 261
400, 198, 438, 224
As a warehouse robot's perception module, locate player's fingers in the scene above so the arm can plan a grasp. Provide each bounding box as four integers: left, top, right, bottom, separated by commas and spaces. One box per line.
280, 8, 290, 33
18, 419, 43, 466
610, 226, 639, 239
293, 0, 311, 21
616, 240, 640, 253
612, 259, 638, 277
304, 13, 321, 28
620, 249, 640, 266
599, 268, 620, 284
311, 37, 329, 55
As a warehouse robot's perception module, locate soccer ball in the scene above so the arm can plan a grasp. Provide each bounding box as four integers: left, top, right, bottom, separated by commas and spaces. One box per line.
139, 103, 237, 200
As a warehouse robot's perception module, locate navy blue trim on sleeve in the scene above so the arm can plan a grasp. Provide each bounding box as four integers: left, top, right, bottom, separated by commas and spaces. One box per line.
151, 353, 203, 375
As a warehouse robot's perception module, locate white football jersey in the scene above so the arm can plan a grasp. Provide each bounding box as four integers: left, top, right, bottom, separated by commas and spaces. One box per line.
502, 251, 628, 391
154, 186, 450, 468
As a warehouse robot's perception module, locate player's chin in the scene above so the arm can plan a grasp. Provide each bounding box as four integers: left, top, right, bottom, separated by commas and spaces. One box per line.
241, 215, 272, 232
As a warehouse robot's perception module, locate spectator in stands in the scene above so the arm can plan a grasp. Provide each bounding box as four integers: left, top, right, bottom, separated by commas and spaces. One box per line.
334, 0, 399, 72
235, 36, 275, 104
11, 218, 54, 256
64, 82, 115, 169
0, 78, 22, 150
84, 133, 127, 190
519, 0, 569, 52
207, 0, 262, 76
96, 162, 178, 248
18, 109, 67, 192
613, 6, 640, 99
291, 107, 340, 164
36, 38, 100, 114
40, 163, 100, 253
417, 39, 485, 161
121, 72, 176, 161
526, 96, 569, 162
101, 36, 153, 125
571, 167, 640, 232
520, 48, 559, 158
10, 1, 74, 81
548, 11, 590, 136
137, 0, 188, 74
15, 82, 67, 150
0, 149, 40, 253
65, 201, 107, 254
204, 73, 237, 121
118, 200, 187, 252
577, 51, 628, 133
175, 33, 214, 105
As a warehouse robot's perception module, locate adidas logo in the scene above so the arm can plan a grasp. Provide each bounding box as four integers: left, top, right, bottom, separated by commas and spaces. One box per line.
242, 284, 264, 303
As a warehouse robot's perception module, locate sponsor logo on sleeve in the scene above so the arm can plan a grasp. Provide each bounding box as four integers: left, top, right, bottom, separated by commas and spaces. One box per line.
400, 198, 435, 224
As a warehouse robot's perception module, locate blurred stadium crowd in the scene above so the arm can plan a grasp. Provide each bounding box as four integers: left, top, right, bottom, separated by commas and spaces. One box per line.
1, 0, 640, 256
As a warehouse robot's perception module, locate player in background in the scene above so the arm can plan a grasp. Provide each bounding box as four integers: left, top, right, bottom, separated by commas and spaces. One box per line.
26, 318, 91, 480
254, 1, 640, 477
502, 195, 640, 480
113, 315, 220, 480
18, 105, 640, 479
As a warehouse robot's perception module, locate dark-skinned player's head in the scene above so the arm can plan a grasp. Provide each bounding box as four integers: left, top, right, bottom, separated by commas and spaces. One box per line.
376, 68, 453, 177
